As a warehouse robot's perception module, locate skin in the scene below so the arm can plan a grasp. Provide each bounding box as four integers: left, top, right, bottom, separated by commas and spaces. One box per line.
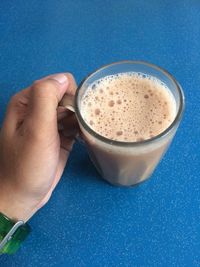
0, 73, 79, 222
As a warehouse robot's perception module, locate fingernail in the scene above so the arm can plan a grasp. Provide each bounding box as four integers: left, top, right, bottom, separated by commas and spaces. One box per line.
50, 74, 68, 84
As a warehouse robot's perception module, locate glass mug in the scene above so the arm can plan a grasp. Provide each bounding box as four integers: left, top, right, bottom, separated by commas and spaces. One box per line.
61, 61, 185, 186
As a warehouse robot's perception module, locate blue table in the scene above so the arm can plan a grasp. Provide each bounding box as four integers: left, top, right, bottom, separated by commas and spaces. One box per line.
0, 1, 199, 266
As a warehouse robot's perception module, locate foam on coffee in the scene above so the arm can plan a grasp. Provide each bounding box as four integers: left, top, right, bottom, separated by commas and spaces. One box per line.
80, 72, 176, 142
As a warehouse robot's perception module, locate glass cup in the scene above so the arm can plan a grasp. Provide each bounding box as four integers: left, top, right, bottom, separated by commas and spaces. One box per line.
61, 61, 185, 186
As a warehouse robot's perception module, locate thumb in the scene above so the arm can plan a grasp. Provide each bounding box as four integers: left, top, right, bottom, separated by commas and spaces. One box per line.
26, 73, 76, 136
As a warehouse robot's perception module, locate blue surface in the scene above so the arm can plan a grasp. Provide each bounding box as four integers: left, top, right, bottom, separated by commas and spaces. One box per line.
0, 1, 199, 266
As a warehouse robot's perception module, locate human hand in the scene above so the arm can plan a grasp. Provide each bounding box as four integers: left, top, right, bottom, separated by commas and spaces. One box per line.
0, 73, 78, 222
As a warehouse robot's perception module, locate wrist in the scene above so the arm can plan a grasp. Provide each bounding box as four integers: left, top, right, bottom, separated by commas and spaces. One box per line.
0, 181, 39, 222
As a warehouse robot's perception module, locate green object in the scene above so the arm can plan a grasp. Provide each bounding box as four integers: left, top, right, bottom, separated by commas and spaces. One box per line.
0, 212, 31, 254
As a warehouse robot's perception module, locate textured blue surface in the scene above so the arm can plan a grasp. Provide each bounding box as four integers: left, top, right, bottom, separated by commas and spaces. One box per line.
0, 1, 199, 266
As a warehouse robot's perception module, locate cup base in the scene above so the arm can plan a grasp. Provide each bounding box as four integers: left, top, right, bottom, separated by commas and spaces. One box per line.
101, 174, 153, 188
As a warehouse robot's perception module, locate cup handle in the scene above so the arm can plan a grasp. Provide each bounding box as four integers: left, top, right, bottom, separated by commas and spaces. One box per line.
59, 94, 75, 112
60, 94, 86, 144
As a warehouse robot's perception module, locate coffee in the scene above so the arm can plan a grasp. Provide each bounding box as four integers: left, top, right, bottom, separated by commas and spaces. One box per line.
81, 72, 176, 142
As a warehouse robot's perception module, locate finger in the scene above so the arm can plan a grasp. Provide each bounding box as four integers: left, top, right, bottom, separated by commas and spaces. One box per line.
60, 134, 75, 154
59, 114, 79, 137
25, 73, 77, 137
42, 72, 77, 96
57, 106, 74, 121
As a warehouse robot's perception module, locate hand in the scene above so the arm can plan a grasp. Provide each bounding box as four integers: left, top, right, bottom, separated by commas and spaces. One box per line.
0, 73, 78, 222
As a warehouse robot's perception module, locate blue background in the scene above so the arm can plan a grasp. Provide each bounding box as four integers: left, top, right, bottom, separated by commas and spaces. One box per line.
0, 1, 199, 266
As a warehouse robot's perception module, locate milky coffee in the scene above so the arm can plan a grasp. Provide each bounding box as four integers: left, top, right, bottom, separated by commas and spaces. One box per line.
81, 72, 176, 142
80, 72, 177, 186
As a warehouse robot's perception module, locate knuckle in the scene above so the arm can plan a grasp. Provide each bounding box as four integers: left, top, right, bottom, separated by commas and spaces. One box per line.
10, 92, 20, 103
8, 93, 21, 108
